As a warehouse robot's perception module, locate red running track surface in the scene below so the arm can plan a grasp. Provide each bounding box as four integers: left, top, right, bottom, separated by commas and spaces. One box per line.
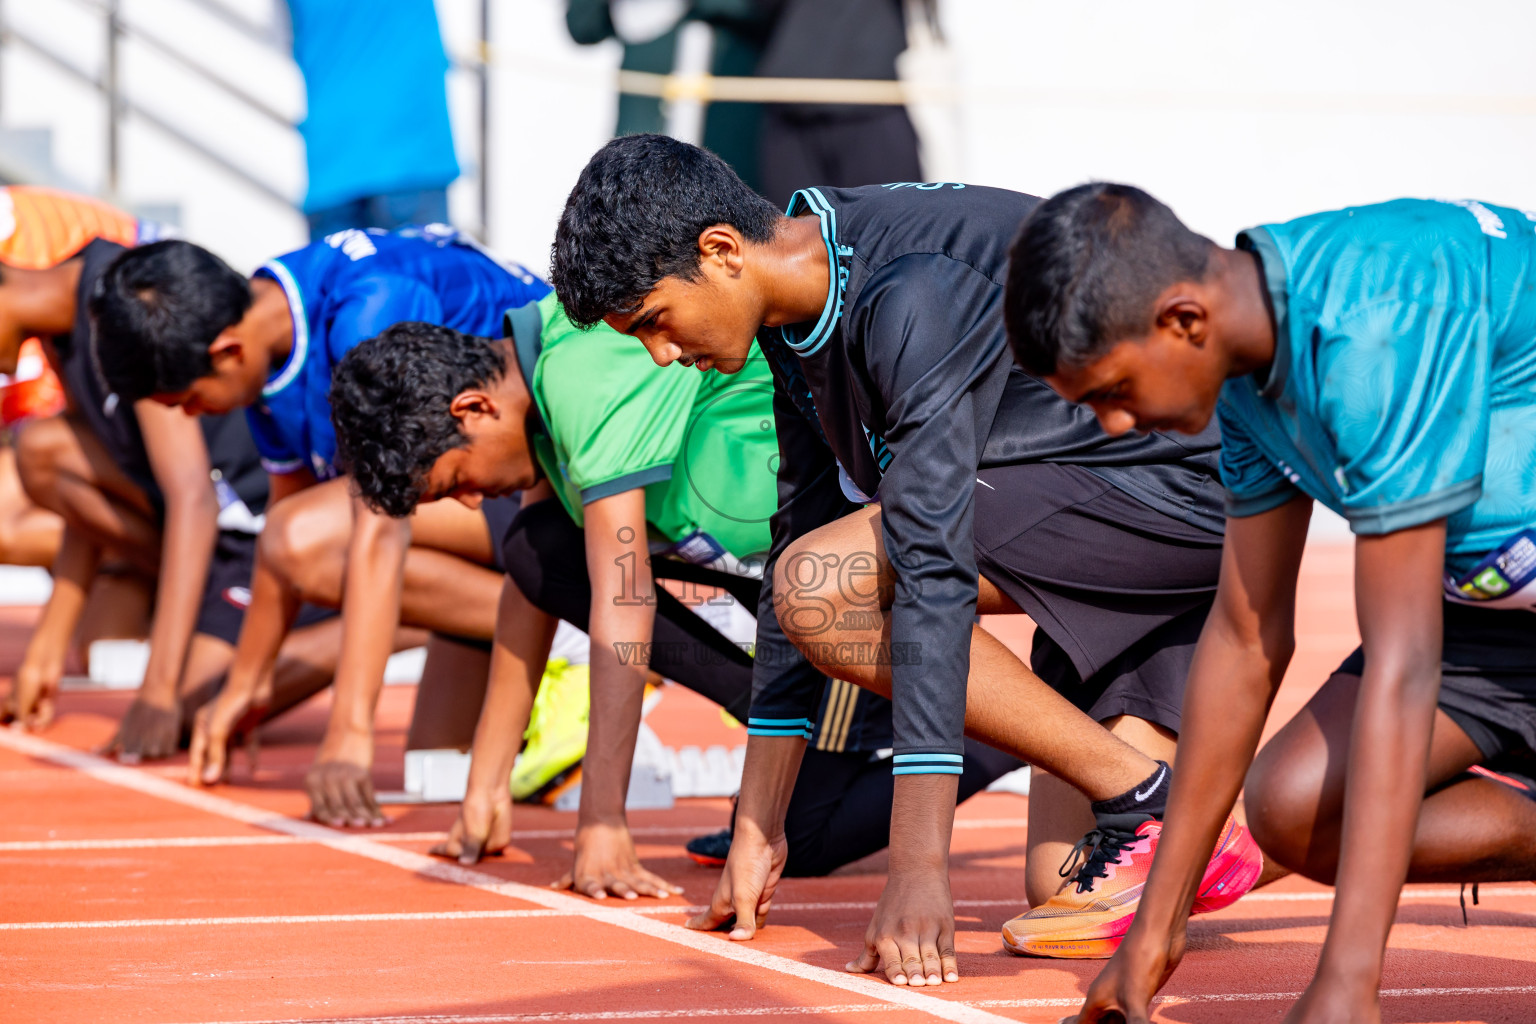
1, 542, 1533, 1024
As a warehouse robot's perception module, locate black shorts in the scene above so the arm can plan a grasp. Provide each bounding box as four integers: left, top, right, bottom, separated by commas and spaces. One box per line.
972, 462, 1224, 736
481, 495, 521, 573
1336, 602, 1536, 769
194, 531, 336, 646
499, 498, 756, 721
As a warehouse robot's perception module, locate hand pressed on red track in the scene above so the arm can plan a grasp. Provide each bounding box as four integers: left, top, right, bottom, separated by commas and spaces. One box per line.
3, 656, 62, 731
187, 684, 266, 785
305, 728, 386, 828
847, 865, 959, 987
106, 694, 181, 763
431, 784, 512, 865
685, 825, 786, 940
556, 821, 683, 900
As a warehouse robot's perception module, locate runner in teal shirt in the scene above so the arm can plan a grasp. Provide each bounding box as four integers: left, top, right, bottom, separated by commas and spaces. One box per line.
1220, 198, 1536, 594
1006, 185, 1536, 1024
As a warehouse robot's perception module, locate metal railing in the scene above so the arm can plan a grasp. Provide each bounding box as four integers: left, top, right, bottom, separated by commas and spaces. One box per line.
0, 0, 491, 239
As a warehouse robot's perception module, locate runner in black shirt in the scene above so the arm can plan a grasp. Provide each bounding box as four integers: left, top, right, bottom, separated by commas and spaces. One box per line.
0, 240, 339, 756
551, 136, 1264, 982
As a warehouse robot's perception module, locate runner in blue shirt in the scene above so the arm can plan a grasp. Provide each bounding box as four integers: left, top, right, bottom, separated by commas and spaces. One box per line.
1008, 186, 1536, 1024
93, 227, 556, 826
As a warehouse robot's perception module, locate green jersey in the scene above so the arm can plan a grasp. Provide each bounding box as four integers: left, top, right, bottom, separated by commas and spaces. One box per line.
506, 292, 778, 567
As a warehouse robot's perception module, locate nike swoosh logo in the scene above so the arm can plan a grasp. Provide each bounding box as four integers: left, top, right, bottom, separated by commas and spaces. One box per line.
1135, 765, 1167, 802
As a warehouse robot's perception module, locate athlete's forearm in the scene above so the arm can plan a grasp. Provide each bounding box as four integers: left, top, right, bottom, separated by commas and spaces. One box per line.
1318, 659, 1438, 986
1314, 524, 1446, 989
580, 580, 656, 829
888, 773, 960, 873
1129, 611, 1282, 936
734, 735, 807, 842
325, 503, 410, 739
464, 577, 557, 795
1128, 501, 1309, 939
579, 489, 657, 829
24, 525, 99, 672
222, 543, 302, 702
138, 485, 220, 701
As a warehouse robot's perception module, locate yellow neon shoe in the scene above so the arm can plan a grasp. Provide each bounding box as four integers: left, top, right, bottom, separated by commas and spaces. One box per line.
510, 659, 591, 802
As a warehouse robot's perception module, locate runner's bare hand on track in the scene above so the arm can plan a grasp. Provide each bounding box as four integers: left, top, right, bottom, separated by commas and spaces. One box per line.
305, 725, 385, 827
3, 655, 62, 731
848, 865, 959, 986
107, 693, 181, 763
685, 823, 786, 939
1070, 919, 1186, 1023
431, 784, 512, 865
187, 682, 266, 785
306, 760, 386, 828
556, 820, 684, 900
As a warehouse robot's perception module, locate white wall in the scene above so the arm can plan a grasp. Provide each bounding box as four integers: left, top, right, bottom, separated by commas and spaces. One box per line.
942, 0, 1536, 245
5, 0, 1534, 275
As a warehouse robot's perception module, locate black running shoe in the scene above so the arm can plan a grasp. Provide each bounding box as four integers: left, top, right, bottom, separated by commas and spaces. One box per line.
686, 828, 732, 867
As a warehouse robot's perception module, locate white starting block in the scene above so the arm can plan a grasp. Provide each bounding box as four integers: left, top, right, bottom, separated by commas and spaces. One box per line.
395, 748, 474, 803
87, 639, 152, 689
986, 765, 1032, 796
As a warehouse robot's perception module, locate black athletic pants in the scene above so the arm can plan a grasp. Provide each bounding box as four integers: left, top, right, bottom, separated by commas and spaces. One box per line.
501, 498, 757, 721
759, 106, 923, 209
501, 498, 1020, 876
783, 740, 1022, 877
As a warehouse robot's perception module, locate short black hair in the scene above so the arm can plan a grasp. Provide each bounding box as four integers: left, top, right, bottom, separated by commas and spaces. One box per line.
1006, 183, 1214, 376
329, 321, 507, 518
551, 134, 780, 328
92, 239, 252, 400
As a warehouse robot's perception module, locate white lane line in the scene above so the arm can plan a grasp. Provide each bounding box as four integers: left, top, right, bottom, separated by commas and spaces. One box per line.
0, 909, 566, 930
0, 818, 1024, 853
15, 887, 1534, 933
156, 985, 1536, 1023
0, 900, 1028, 932
168, 1008, 912, 1024
0, 832, 447, 852
0, 728, 1016, 1024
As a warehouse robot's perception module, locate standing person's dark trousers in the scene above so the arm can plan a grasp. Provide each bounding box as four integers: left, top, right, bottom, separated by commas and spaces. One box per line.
759, 108, 923, 210
753, 0, 923, 207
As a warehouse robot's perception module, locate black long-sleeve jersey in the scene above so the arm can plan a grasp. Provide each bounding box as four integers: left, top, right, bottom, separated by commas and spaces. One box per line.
748, 183, 1224, 773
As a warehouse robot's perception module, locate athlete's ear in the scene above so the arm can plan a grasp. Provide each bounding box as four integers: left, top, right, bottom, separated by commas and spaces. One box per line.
1153, 292, 1211, 348
448, 389, 497, 427
697, 224, 746, 274
207, 328, 244, 367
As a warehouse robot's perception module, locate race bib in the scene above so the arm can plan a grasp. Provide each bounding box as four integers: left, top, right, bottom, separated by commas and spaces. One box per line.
1445, 529, 1536, 612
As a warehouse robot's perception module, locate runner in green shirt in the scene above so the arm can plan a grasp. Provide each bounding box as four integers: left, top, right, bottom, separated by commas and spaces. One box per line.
508, 292, 777, 571
329, 296, 778, 897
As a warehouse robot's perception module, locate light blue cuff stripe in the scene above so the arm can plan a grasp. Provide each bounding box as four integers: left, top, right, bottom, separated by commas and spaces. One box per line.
892, 753, 964, 764
892, 766, 966, 776
748, 717, 811, 728
748, 727, 813, 738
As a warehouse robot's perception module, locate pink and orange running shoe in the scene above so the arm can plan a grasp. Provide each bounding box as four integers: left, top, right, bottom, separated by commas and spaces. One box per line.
1001, 811, 1262, 959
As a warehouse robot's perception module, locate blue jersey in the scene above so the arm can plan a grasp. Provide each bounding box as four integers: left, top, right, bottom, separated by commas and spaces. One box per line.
1220, 198, 1536, 586
251, 225, 549, 479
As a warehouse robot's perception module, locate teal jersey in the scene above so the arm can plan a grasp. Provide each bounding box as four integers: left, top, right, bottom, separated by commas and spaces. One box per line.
1220, 198, 1536, 584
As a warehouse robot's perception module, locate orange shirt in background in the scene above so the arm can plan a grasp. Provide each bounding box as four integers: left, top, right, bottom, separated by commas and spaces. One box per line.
0, 186, 143, 425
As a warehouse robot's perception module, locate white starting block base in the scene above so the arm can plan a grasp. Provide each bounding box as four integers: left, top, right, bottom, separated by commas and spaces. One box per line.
986, 765, 1032, 796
